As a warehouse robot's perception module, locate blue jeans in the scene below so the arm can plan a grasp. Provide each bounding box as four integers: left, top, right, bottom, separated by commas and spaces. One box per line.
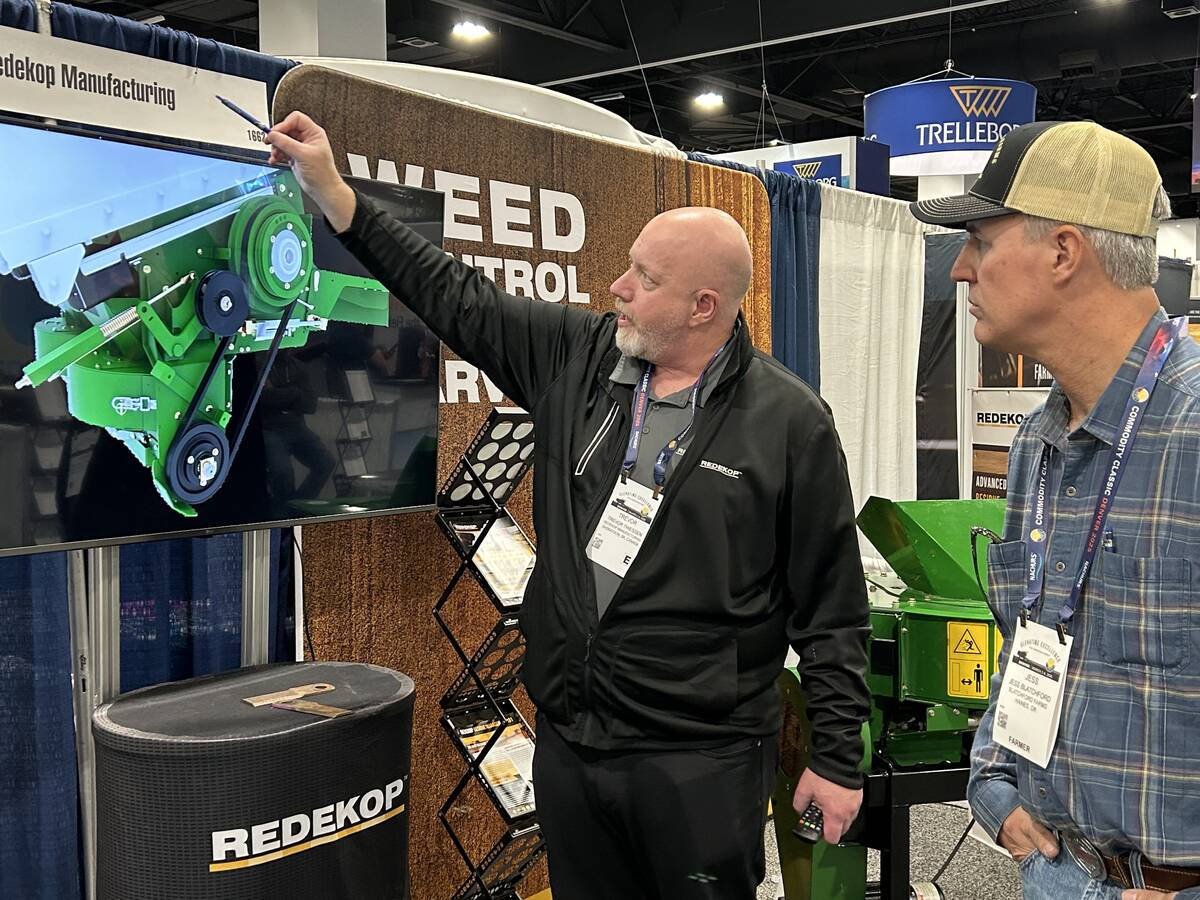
1019, 845, 1126, 900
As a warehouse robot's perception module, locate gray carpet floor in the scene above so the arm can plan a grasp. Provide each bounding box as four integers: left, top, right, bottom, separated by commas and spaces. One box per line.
757, 802, 1024, 899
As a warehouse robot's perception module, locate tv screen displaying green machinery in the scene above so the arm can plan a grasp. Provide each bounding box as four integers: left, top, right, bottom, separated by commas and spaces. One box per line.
0, 117, 443, 555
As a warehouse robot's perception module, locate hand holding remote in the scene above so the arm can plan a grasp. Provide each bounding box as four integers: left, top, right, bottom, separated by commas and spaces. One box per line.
792, 801, 824, 843
791, 767, 862, 844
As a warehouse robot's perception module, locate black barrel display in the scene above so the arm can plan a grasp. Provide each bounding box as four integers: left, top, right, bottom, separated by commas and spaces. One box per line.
94, 661, 414, 900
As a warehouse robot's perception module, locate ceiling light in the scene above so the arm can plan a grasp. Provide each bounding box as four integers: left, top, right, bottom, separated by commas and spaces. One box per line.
768, 139, 784, 146
131, 12, 165, 25
452, 21, 491, 40
694, 91, 724, 110
590, 92, 625, 103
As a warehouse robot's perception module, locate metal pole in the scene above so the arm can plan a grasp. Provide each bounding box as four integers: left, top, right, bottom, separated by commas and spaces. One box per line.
88, 546, 122, 703
241, 529, 271, 666
83, 544, 120, 900
293, 526, 306, 662
67, 550, 96, 900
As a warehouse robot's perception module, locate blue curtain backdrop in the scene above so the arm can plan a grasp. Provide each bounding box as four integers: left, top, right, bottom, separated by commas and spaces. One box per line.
120, 532, 291, 693
3, 0, 297, 96
0, 553, 81, 900
688, 154, 823, 391
0, 3, 298, 896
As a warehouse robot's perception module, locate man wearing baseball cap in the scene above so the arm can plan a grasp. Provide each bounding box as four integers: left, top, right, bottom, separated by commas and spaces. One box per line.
913, 121, 1200, 900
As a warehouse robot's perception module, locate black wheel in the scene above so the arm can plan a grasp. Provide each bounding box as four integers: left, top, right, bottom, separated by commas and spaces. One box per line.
165, 422, 231, 505
195, 270, 249, 337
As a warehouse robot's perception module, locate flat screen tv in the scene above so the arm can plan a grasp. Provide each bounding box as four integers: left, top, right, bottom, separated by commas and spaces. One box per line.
0, 116, 443, 556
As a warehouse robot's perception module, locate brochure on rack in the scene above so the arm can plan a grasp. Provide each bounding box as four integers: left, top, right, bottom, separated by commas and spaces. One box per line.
450, 515, 536, 608
449, 707, 537, 820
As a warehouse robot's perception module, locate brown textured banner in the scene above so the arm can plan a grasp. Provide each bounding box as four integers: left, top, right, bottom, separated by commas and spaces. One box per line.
273, 64, 771, 900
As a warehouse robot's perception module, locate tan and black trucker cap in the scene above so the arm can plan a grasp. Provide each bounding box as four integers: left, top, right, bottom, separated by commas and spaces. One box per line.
910, 120, 1162, 238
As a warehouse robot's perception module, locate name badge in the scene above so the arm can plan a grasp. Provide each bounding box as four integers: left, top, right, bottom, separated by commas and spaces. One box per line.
585, 479, 661, 578
992, 619, 1072, 768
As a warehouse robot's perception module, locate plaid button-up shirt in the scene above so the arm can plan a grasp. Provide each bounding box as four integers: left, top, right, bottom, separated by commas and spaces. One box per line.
969, 309, 1200, 873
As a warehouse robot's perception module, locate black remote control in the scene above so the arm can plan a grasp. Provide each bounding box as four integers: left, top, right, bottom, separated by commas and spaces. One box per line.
792, 802, 824, 843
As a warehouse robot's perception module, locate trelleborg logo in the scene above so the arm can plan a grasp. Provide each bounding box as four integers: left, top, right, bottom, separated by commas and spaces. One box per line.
791, 161, 823, 178
949, 84, 1012, 118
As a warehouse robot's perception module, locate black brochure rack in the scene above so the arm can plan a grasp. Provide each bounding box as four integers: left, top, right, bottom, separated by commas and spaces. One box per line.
433, 407, 545, 900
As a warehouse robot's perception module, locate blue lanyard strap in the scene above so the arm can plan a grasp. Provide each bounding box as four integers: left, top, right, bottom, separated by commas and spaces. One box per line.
622, 337, 732, 495
1022, 317, 1187, 624
623, 366, 653, 474
1020, 447, 1054, 612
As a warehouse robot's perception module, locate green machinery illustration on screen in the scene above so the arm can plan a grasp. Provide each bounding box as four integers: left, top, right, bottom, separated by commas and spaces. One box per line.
0, 123, 388, 516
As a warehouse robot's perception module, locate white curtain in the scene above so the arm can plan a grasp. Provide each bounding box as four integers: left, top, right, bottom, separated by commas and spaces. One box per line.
816, 186, 943, 564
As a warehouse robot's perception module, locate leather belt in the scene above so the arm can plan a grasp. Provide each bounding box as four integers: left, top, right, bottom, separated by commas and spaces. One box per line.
1061, 832, 1200, 893
1102, 852, 1200, 894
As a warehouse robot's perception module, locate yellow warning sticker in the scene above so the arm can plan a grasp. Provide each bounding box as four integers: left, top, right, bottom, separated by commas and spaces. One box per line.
947, 621, 990, 699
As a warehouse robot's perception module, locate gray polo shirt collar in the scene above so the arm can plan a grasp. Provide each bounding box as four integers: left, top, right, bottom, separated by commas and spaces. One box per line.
609, 351, 732, 407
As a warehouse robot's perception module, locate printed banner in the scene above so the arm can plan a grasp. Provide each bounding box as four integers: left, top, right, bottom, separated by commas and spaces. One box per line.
0, 25, 268, 152
864, 78, 1036, 176
971, 388, 1049, 499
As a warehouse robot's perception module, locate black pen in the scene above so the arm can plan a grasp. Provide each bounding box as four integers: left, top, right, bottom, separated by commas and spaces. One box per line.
216, 95, 271, 134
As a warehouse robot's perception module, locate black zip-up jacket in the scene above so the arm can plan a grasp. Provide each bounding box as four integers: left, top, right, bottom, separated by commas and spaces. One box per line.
338, 191, 872, 788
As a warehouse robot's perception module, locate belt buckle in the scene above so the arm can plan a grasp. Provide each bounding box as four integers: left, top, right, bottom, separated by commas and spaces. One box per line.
1063, 832, 1107, 882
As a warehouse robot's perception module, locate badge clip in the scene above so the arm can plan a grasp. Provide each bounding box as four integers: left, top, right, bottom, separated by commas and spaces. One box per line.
1055, 621, 1069, 645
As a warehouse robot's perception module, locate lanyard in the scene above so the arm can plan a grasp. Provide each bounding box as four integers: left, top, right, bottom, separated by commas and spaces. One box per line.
1022, 317, 1186, 626
622, 338, 731, 497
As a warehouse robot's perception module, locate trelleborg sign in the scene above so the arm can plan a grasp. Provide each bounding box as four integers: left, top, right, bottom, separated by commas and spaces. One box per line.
864, 78, 1036, 176
772, 153, 843, 186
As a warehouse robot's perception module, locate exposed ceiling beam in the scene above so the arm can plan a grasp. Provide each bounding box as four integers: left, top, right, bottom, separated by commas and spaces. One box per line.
534, 0, 557, 26
87, 0, 257, 36
1128, 134, 1176, 156
1112, 63, 1197, 82
562, 0, 594, 32
425, 0, 623, 52
1123, 120, 1191, 134
568, 2, 1084, 99
538, 0, 1012, 87
1113, 94, 1154, 117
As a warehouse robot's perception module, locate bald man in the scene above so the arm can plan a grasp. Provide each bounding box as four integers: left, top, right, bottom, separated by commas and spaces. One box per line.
268, 113, 870, 900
